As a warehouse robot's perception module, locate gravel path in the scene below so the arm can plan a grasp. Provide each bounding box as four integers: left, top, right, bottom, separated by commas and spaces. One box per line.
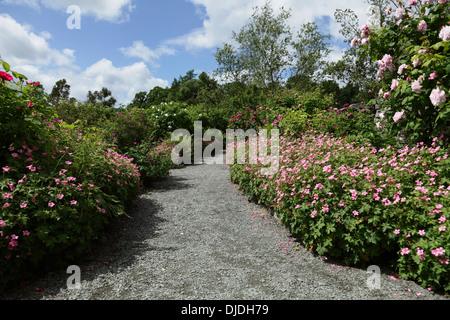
3, 153, 448, 301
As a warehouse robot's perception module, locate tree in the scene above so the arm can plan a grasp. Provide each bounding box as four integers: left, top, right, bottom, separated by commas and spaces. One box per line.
87, 87, 116, 108
145, 86, 170, 106
215, 1, 292, 90
290, 22, 332, 89
49, 79, 71, 105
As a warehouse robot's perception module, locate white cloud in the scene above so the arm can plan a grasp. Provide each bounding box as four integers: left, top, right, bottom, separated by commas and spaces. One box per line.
0, 14, 76, 68
120, 41, 177, 67
169, 0, 370, 52
1, 0, 135, 22
0, 15, 168, 105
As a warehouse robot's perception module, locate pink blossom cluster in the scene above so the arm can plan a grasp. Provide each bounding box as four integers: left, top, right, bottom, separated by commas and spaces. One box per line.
232, 131, 449, 268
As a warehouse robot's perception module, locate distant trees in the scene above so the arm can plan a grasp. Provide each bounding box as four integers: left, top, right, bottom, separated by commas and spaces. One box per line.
215, 2, 293, 90
49, 79, 71, 105
87, 87, 117, 108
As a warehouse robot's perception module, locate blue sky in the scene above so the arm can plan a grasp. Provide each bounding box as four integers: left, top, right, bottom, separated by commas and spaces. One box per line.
0, 0, 370, 105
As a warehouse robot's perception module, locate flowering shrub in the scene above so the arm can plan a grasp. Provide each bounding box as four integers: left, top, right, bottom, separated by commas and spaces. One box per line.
0, 61, 141, 291
101, 108, 154, 154
143, 102, 192, 140
357, 1, 450, 146
0, 60, 55, 163
230, 131, 449, 293
229, 105, 280, 131
125, 138, 180, 186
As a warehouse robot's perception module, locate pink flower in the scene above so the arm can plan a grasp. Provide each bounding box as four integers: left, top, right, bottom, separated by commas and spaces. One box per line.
0, 71, 13, 81
439, 26, 450, 41
430, 88, 446, 107
418, 230, 425, 236
26, 165, 36, 172
353, 210, 359, 217
394, 229, 400, 235
411, 80, 422, 93
3, 203, 10, 208
381, 54, 394, 71
398, 64, 408, 75
438, 226, 446, 232
429, 72, 436, 80
393, 111, 404, 123
323, 165, 332, 173
401, 248, 410, 255
70, 200, 77, 205
351, 37, 360, 48
0, 220, 6, 228
57, 194, 64, 200
431, 247, 445, 257
20, 202, 27, 209
396, 8, 406, 19
2, 193, 12, 199
48, 202, 55, 208
322, 205, 329, 213
2, 166, 10, 172
417, 20, 427, 32
391, 79, 399, 91
311, 210, 318, 218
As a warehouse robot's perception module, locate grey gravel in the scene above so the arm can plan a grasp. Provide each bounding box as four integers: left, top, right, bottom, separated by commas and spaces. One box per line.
3, 153, 448, 300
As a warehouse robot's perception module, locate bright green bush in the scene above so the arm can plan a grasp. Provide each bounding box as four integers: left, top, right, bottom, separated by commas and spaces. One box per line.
229, 131, 449, 293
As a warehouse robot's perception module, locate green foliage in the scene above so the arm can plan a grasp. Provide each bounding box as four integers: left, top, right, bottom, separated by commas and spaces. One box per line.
125, 139, 179, 186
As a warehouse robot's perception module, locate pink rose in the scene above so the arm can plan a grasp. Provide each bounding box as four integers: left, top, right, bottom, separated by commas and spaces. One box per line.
393, 111, 404, 123
439, 26, 450, 41
417, 20, 427, 32
411, 80, 422, 93
430, 88, 447, 107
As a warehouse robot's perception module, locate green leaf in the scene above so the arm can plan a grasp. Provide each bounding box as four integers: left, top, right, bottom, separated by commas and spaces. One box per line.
2, 61, 10, 72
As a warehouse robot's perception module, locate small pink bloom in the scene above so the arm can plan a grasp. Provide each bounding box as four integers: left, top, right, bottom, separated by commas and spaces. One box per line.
401, 248, 410, 255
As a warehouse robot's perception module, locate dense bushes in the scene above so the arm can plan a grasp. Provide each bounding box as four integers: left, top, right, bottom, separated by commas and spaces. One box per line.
226, 1, 449, 294
229, 131, 449, 293
358, 1, 449, 146
0, 61, 176, 291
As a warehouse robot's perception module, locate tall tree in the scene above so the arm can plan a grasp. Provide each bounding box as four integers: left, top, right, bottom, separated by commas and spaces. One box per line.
87, 87, 116, 108
290, 22, 332, 90
215, 1, 292, 90
49, 79, 71, 105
